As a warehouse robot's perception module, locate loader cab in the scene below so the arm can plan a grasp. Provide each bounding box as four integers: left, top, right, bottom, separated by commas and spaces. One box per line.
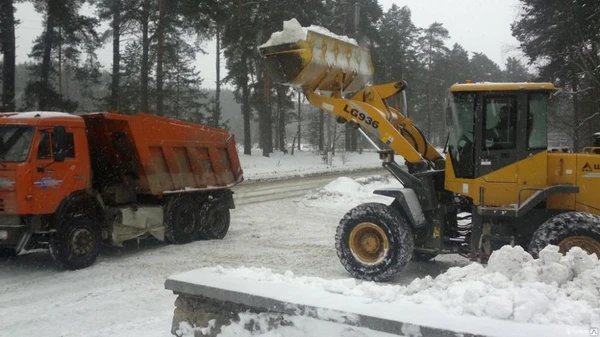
446, 82, 557, 182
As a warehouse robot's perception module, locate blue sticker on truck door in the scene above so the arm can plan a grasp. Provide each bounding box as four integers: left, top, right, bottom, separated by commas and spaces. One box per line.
34, 177, 63, 189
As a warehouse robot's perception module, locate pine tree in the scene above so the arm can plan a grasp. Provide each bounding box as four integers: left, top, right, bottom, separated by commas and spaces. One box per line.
24, 0, 100, 112
420, 22, 449, 140
470, 52, 503, 82
0, 0, 16, 111
503, 57, 531, 82
91, 0, 140, 111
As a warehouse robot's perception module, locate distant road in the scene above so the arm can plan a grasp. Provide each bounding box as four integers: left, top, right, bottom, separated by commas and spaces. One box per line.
232, 167, 388, 206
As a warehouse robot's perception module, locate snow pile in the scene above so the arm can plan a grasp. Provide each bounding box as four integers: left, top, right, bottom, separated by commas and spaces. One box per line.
302, 175, 402, 207
259, 18, 358, 48
205, 245, 600, 326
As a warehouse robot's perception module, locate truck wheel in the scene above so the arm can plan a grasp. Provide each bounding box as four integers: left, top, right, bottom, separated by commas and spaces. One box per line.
412, 251, 438, 262
529, 212, 600, 258
0, 248, 17, 258
198, 202, 230, 240
50, 217, 101, 270
165, 197, 201, 244
336, 202, 414, 282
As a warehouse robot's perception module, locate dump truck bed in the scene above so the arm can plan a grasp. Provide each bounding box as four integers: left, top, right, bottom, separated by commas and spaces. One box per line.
82, 112, 243, 196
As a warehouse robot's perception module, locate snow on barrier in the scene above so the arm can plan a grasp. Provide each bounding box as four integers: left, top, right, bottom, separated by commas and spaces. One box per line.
165, 245, 599, 337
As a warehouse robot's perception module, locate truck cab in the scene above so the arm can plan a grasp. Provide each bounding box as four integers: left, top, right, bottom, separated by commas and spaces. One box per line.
0, 112, 89, 256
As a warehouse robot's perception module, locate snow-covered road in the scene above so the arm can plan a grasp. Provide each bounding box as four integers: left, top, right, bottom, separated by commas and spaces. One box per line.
0, 173, 467, 337
232, 167, 387, 206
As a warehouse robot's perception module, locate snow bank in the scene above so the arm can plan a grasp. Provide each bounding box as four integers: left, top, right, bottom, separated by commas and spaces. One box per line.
302, 175, 402, 207
259, 18, 358, 48
198, 245, 600, 327
239, 150, 382, 181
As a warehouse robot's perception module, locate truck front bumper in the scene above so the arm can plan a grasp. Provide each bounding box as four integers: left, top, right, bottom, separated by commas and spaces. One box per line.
0, 215, 28, 252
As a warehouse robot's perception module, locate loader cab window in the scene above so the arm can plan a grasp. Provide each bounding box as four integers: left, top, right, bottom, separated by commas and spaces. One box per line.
528, 93, 549, 150
483, 96, 517, 150
448, 92, 476, 178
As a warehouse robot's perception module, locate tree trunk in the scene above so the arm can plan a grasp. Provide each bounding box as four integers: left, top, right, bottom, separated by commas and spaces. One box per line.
277, 86, 286, 152
213, 24, 221, 127
241, 70, 251, 155
345, 123, 351, 151
319, 109, 324, 151
175, 45, 181, 117
39, 1, 56, 111
260, 71, 272, 157
58, 27, 62, 95
110, 0, 121, 111
326, 111, 332, 155
427, 31, 432, 140
571, 79, 580, 150
297, 92, 301, 150
140, 0, 150, 113
156, 0, 166, 115
0, 0, 16, 112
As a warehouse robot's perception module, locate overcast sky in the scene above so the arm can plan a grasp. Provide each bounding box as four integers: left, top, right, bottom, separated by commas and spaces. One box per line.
13, 0, 524, 89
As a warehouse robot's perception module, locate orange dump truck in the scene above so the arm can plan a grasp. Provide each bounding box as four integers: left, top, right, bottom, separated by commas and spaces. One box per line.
0, 111, 243, 269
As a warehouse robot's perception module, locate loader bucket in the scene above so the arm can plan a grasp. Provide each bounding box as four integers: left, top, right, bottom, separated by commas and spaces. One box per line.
259, 25, 373, 93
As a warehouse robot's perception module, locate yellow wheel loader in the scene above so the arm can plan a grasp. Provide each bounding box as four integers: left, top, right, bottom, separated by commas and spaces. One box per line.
259, 21, 600, 282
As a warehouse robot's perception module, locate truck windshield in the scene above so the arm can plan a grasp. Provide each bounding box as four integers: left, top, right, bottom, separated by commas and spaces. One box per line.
448, 92, 476, 178
0, 126, 35, 162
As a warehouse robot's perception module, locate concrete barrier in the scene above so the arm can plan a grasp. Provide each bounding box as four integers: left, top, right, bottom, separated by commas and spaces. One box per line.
164, 268, 587, 337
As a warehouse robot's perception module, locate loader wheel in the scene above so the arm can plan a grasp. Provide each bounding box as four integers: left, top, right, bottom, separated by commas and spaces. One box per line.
198, 202, 230, 240
50, 217, 101, 270
412, 251, 438, 262
336, 203, 414, 282
165, 197, 202, 244
529, 212, 600, 258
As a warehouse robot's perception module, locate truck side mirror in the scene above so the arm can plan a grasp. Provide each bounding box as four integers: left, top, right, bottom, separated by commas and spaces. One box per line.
445, 106, 453, 126
53, 126, 67, 162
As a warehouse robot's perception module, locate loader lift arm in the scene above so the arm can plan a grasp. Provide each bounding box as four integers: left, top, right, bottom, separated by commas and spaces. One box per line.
304, 82, 444, 170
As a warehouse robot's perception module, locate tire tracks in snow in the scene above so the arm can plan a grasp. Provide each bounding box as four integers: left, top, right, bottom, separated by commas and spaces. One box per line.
232, 167, 389, 206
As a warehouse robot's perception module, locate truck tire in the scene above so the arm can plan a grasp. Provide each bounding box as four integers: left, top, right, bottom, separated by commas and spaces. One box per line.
529, 211, 600, 258
0, 248, 17, 258
198, 202, 230, 240
336, 202, 414, 282
165, 197, 201, 244
412, 251, 438, 262
50, 217, 102, 270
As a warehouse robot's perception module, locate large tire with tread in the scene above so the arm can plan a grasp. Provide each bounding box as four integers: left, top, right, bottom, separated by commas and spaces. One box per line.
529, 211, 600, 258
412, 251, 438, 262
0, 248, 17, 258
50, 217, 102, 270
198, 201, 230, 240
335, 202, 414, 282
165, 197, 202, 244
